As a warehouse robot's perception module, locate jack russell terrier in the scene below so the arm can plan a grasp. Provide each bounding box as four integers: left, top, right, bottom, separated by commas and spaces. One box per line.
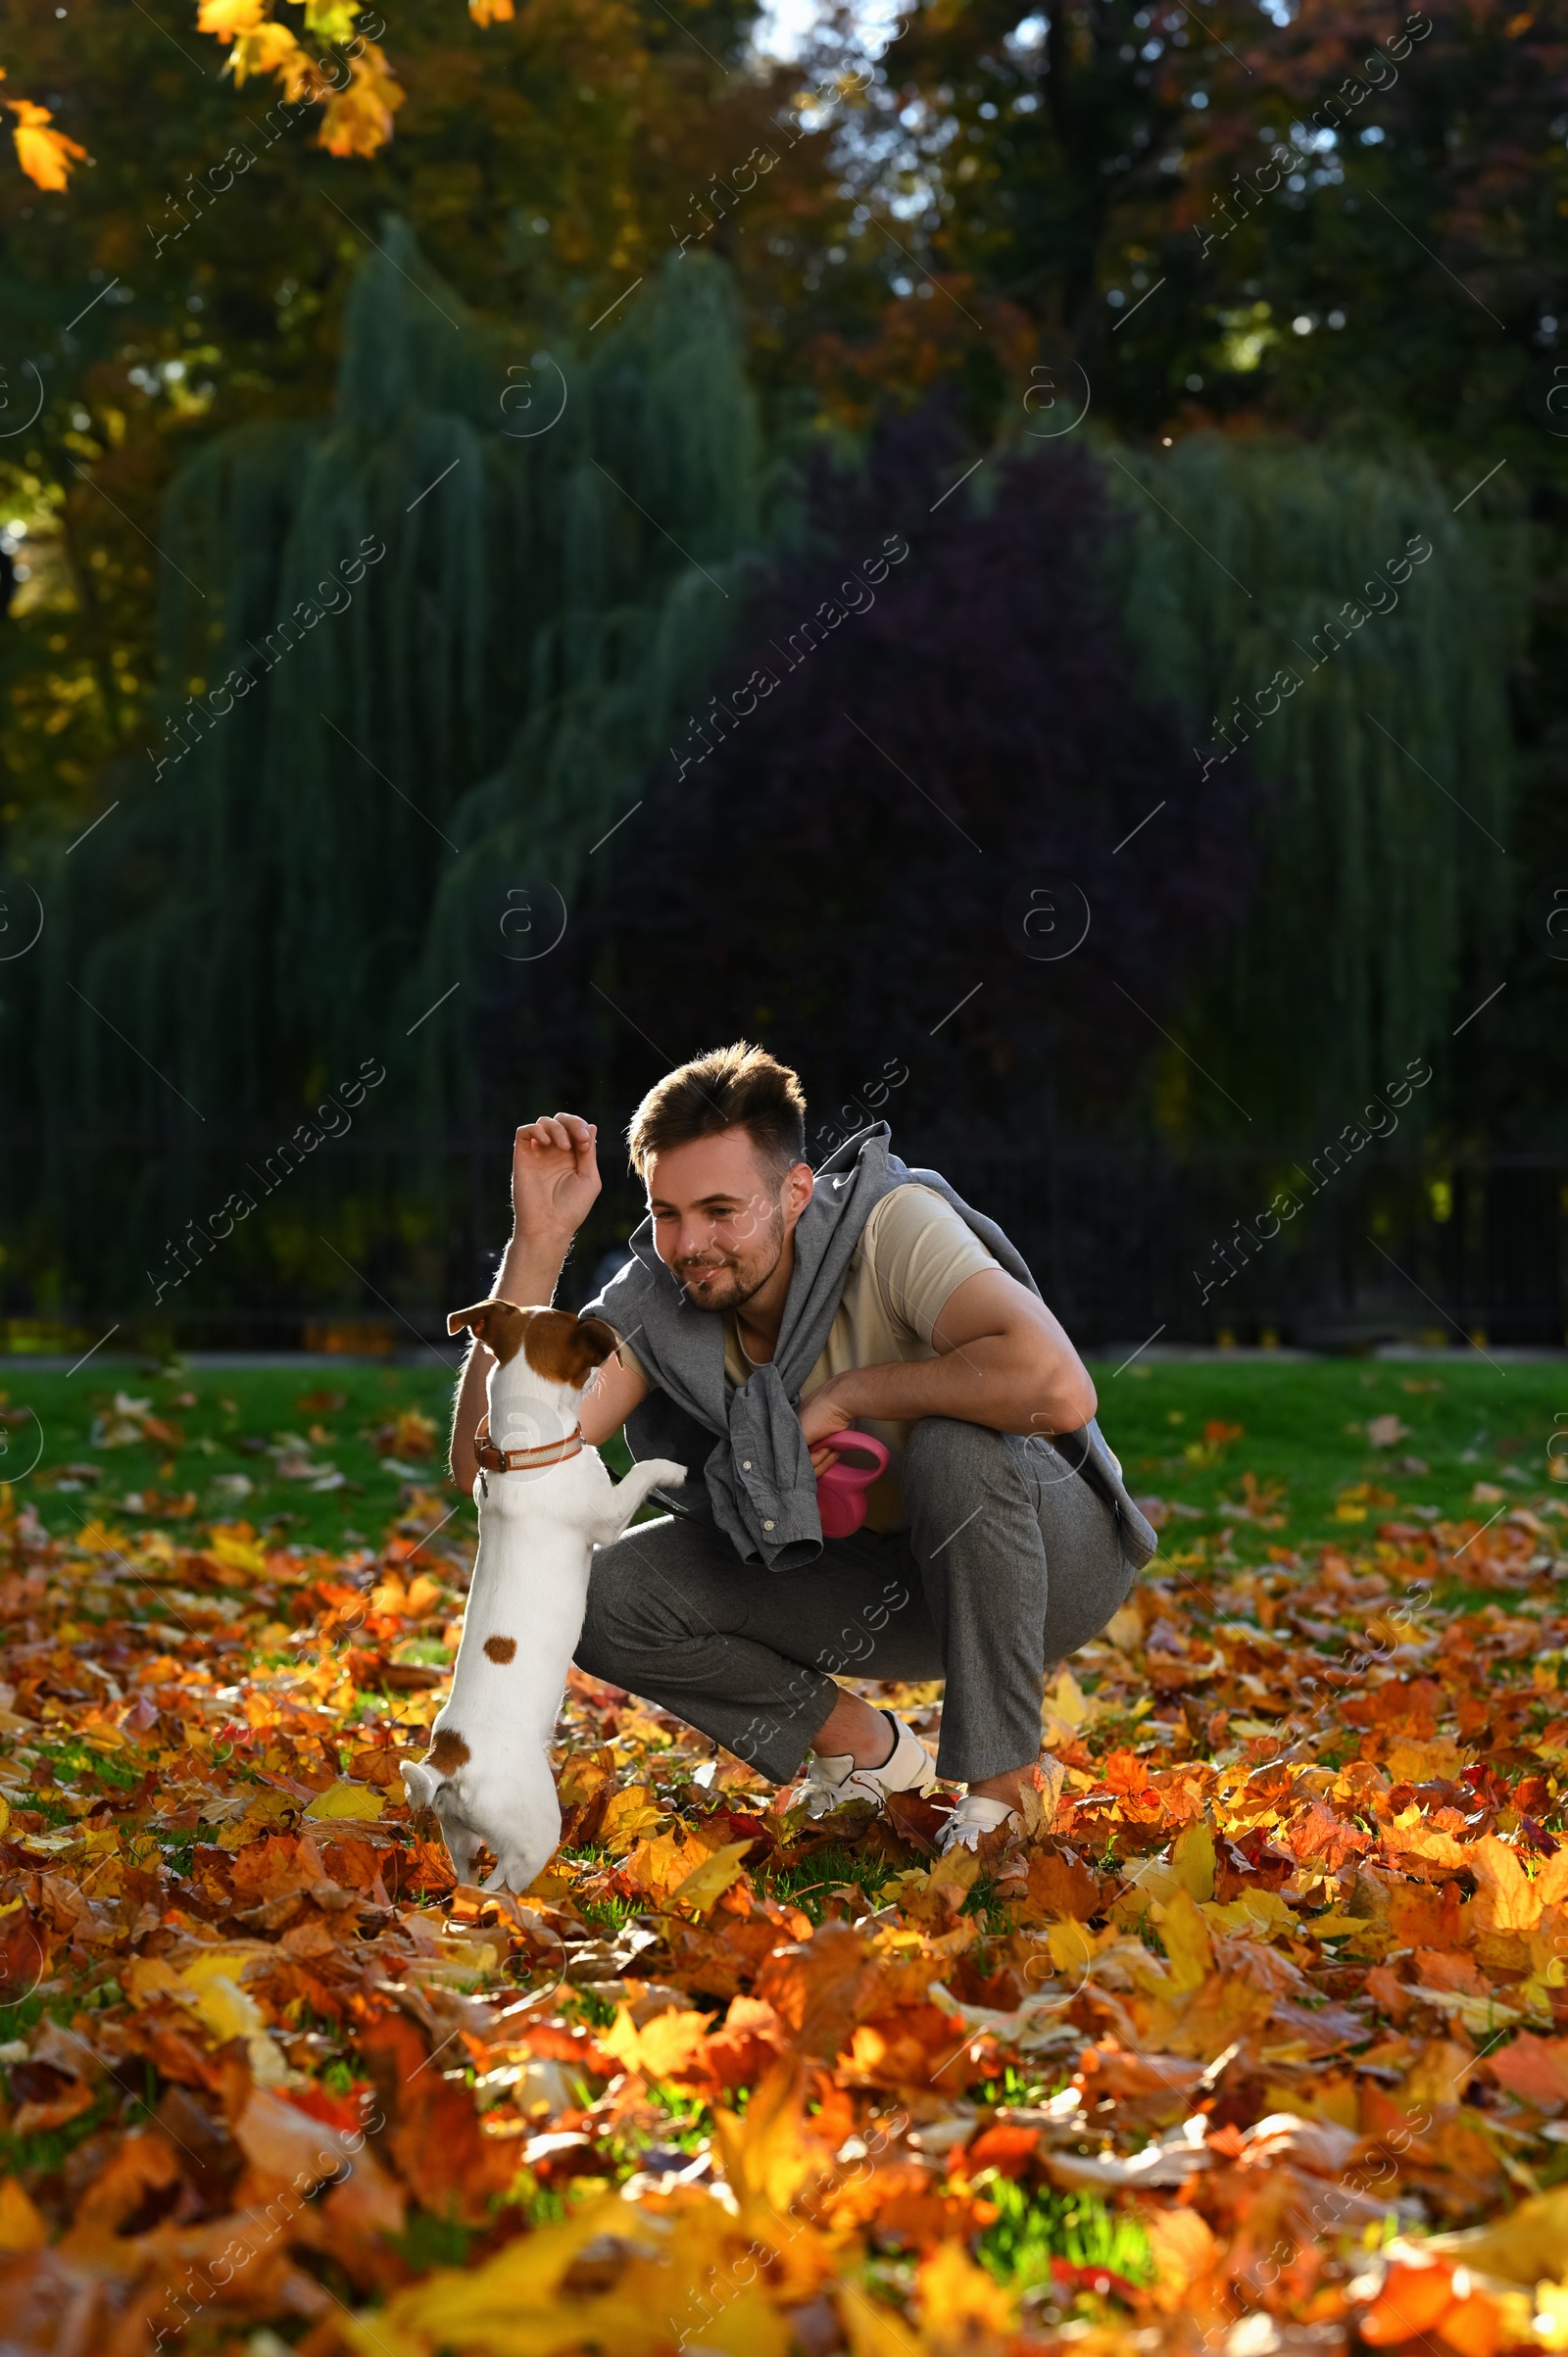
401, 1300, 685, 1893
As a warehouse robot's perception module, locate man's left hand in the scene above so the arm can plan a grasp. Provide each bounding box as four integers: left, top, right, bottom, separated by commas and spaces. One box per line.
800, 1384, 856, 1473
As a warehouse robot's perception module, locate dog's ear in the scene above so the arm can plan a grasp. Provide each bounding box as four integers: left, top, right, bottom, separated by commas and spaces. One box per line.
448, 1300, 502, 1340
573, 1316, 619, 1376
515, 1308, 619, 1385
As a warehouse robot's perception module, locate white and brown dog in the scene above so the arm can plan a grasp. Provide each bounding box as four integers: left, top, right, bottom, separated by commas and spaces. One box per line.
401, 1300, 684, 1893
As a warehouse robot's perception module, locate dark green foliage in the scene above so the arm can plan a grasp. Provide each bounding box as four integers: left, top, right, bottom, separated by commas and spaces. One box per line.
6, 227, 763, 1313
1109, 432, 1524, 1133
0, 221, 1535, 1324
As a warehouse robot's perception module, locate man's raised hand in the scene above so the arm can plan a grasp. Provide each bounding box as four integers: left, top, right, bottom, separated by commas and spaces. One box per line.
512, 1114, 603, 1241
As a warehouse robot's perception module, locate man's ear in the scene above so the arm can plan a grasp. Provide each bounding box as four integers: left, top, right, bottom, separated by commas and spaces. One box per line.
448, 1299, 502, 1340
785, 1161, 815, 1217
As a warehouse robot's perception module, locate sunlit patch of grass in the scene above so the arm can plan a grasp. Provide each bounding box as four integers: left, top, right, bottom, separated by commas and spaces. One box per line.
769, 1843, 894, 1921
975, 2180, 1152, 2297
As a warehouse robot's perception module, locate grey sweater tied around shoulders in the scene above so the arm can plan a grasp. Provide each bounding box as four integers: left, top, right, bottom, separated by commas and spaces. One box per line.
580, 1122, 1157, 1576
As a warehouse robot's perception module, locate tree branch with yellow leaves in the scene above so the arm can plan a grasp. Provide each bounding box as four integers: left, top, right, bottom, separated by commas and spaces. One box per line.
3, 0, 411, 191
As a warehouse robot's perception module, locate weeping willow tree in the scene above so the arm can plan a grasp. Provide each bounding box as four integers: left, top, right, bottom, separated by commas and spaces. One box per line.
11, 222, 764, 1315
1107, 433, 1524, 1139
0, 266, 1530, 1320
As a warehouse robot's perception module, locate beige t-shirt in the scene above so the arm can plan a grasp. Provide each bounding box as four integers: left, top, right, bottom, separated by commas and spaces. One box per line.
721, 1184, 1000, 1533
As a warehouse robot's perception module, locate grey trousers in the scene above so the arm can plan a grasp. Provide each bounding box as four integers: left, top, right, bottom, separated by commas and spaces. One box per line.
574, 1415, 1137, 1785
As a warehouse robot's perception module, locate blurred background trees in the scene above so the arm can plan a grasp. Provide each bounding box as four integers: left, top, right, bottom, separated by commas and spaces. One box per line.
0, 0, 1562, 1343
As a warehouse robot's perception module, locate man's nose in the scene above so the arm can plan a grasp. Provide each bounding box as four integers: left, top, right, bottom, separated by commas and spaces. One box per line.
657, 1217, 707, 1264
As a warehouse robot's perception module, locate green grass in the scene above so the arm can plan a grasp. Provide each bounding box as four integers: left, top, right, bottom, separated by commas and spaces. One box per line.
2, 1358, 469, 1553
976, 2182, 1153, 2298
1088, 1351, 1568, 1558
1, 1350, 1562, 1561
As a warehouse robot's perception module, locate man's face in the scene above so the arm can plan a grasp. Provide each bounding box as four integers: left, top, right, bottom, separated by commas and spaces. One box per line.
645, 1128, 809, 1312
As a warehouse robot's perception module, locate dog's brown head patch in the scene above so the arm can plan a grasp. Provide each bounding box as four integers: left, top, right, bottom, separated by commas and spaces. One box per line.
483, 1635, 516, 1665
517, 1307, 619, 1390
446, 1299, 530, 1363
428, 1727, 471, 1776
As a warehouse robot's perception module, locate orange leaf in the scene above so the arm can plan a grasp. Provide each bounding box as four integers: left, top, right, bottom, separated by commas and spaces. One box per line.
7, 101, 89, 191
0, 2178, 48, 2254
316, 43, 405, 159
1437, 2291, 1503, 2357
1361, 2260, 1459, 2344
962, 2122, 1041, 2179
1488, 2032, 1568, 2111
1102, 1749, 1152, 1796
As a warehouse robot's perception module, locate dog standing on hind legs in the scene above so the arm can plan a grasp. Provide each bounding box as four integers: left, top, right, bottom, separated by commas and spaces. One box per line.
401, 1299, 685, 1894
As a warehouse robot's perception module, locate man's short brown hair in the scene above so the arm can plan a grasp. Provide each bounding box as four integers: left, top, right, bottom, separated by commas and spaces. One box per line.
627, 1044, 808, 1183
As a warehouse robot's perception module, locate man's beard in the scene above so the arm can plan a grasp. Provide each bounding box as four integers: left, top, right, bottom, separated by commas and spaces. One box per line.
674, 1211, 784, 1313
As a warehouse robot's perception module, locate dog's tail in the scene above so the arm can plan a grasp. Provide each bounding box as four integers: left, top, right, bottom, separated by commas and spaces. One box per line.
401, 1760, 440, 1811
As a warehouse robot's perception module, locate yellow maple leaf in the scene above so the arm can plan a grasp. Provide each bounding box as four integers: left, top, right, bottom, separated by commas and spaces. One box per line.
1201, 1889, 1300, 1940
303, 0, 360, 38
1041, 1666, 1099, 1748
711, 2062, 829, 2223
1154, 1886, 1214, 1992
602, 2002, 715, 2080
348, 2193, 794, 2357
1424, 2184, 1568, 2285
469, 0, 515, 19
1170, 1818, 1216, 1901
184, 1967, 268, 2045
0, 2178, 48, 2255
316, 43, 404, 159
225, 20, 306, 85
208, 1525, 270, 1576
599, 1784, 664, 1854
7, 101, 89, 192
665, 1839, 754, 1919
621, 1828, 707, 1900
304, 1779, 384, 1822
1045, 1917, 1097, 1981
196, 0, 268, 36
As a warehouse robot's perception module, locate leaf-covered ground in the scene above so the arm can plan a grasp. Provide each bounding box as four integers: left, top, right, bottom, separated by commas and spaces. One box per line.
0, 1356, 1566, 2355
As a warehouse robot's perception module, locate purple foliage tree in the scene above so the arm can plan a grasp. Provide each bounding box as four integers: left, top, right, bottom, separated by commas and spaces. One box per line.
528, 403, 1258, 1169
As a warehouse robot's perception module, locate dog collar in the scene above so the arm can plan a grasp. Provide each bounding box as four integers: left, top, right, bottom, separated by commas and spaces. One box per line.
474, 1416, 585, 1474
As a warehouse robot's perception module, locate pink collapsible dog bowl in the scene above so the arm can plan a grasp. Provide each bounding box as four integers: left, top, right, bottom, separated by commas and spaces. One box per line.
815, 1429, 890, 1537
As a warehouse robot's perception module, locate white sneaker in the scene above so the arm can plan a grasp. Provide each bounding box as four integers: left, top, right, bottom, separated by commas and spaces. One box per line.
797, 1710, 938, 1816
936, 1794, 1017, 1854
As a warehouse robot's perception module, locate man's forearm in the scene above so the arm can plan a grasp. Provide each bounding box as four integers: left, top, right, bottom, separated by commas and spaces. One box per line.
817, 1337, 1096, 1439
494, 1224, 575, 1310
448, 1226, 576, 1485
